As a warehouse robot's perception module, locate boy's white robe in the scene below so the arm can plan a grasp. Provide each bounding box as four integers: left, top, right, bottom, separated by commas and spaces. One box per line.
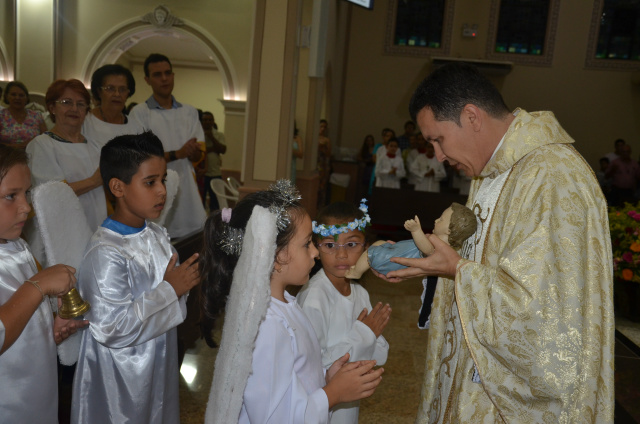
71, 222, 187, 424
297, 269, 389, 424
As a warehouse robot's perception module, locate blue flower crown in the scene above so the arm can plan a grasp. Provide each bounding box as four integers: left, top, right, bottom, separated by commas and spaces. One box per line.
312, 199, 371, 240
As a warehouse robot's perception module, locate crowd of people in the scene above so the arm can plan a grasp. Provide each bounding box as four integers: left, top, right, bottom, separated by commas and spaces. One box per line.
0, 60, 615, 424
355, 122, 471, 197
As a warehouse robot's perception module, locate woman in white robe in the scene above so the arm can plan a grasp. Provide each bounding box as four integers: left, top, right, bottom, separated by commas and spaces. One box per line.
82, 64, 143, 150
26, 79, 106, 232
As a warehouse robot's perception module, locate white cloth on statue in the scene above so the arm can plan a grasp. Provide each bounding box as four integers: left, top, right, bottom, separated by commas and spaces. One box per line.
239, 292, 330, 424
297, 269, 389, 424
82, 112, 144, 150
129, 100, 206, 238
71, 222, 187, 424
26, 132, 107, 231
375, 155, 405, 188
410, 154, 446, 192
0, 239, 58, 424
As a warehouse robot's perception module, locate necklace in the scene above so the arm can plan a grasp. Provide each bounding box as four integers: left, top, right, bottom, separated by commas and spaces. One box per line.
99, 105, 124, 125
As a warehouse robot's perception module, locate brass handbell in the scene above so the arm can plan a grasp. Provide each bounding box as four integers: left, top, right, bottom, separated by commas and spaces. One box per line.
58, 288, 91, 319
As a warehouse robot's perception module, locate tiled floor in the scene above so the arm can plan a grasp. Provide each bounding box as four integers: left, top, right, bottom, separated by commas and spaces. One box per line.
58, 274, 640, 423
176, 276, 640, 423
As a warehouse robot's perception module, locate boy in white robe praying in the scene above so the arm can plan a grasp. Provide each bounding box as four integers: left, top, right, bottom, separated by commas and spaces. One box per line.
297, 200, 390, 424
375, 139, 405, 188
71, 132, 200, 424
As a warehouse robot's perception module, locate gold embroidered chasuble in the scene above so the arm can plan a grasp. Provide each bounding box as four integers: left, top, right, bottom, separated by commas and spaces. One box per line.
417, 109, 614, 423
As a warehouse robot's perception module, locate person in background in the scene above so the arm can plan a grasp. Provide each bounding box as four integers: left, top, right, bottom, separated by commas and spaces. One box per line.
129, 53, 206, 238
368, 128, 395, 194
202, 111, 227, 212
605, 138, 625, 163
405, 133, 426, 186
357, 134, 375, 193
291, 124, 303, 184
396, 120, 415, 151
375, 138, 405, 188
0, 81, 46, 149
83, 64, 143, 150
606, 143, 640, 206
26, 79, 106, 233
409, 142, 446, 192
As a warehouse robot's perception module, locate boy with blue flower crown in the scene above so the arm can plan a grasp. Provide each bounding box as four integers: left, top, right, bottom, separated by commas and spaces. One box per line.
297, 199, 390, 424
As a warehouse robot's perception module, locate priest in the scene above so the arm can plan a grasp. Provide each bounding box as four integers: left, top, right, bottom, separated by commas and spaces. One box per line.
380, 63, 614, 423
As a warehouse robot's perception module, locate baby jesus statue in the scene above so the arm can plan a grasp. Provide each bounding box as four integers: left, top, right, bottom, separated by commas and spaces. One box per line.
345, 202, 476, 279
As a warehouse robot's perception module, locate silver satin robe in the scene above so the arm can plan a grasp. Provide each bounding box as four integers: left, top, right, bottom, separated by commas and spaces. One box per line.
0, 238, 58, 424
71, 222, 187, 424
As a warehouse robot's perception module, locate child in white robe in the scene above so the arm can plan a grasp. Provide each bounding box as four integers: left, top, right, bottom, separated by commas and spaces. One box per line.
71, 132, 200, 424
409, 143, 446, 192
0, 145, 85, 423
297, 200, 390, 424
375, 139, 406, 188
201, 181, 385, 424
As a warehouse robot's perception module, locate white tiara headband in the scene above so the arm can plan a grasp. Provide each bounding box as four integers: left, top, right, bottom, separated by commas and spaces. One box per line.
218, 179, 302, 256
312, 199, 371, 241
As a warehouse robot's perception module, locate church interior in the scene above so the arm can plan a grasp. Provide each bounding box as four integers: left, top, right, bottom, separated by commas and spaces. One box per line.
3, 0, 640, 422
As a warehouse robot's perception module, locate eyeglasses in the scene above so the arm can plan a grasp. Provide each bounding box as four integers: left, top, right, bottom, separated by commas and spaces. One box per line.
316, 241, 365, 254
55, 99, 88, 109
101, 85, 130, 95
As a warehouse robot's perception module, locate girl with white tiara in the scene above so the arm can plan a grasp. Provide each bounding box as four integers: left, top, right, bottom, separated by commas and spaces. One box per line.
201, 180, 384, 424
0, 144, 86, 423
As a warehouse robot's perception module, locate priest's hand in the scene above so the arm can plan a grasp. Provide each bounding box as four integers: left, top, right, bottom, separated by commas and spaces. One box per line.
375, 234, 461, 282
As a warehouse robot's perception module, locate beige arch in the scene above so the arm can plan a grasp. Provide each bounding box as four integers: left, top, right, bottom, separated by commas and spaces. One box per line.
80, 17, 237, 99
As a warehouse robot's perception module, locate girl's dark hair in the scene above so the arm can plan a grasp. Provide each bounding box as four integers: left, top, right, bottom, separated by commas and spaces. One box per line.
99, 131, 165, 196
200, 190, 305, 348
0, 145, 28, 183
313, 201, 366, 242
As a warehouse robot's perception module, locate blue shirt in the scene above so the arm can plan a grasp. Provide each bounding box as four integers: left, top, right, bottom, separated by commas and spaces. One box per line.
102, 217, 146, 235
145, 95, 182, 110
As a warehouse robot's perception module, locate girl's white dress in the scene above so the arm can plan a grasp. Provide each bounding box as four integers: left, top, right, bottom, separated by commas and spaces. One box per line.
239, 292, 330, 424
0, 239, 57, 424
297, 269, 389, 423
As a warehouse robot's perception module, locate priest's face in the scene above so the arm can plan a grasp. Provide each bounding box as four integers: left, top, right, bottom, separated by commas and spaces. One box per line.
416, 107, 483, 177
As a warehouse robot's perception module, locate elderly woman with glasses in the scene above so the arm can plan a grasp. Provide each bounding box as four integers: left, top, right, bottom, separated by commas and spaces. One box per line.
26, 79, 107, 235
82, 64, 143, 149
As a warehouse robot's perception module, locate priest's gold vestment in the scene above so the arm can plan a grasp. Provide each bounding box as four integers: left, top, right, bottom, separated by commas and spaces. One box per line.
417, 110, 614, 423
